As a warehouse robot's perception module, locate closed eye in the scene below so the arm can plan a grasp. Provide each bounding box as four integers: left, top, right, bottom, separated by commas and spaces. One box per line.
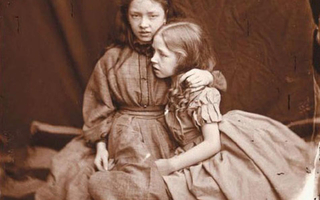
160, 52, 168, 57
158, 50, 168, 57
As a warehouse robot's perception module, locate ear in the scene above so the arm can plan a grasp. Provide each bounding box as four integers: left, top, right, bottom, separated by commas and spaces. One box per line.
163, 19, 166, 25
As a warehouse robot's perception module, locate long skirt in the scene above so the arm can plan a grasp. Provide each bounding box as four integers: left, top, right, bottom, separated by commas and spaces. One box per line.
36, 110, 176, 200
35, 136, 96, 200
89, 111, 175, 200
162, 110, 318, 200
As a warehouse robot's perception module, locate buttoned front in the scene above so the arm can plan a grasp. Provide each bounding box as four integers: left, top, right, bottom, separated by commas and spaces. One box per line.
138, 54, 150, 107
82, 46, 174, 200
83, 47, 170, 143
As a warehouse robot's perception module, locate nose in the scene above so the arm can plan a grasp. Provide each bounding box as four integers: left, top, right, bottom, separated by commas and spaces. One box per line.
151, 53, 157, 64
139, 16, 149, 29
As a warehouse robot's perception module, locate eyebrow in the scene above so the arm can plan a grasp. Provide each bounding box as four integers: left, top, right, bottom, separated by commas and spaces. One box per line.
152, 45, 166, 54
129, 11, 140, 14
158, 48, 168, 55
147, 11, 160, 14
129, 10, 160, 14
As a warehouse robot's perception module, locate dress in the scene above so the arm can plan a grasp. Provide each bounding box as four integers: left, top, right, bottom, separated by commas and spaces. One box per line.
86, 47, 176, 200
35, 45, 227, 200
163, 87, 318, 200
35, 46, 175, 200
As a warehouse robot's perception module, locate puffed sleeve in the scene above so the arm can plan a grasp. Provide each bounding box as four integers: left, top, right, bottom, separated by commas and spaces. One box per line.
189, 87, 222, 127
82, 50, 118, 143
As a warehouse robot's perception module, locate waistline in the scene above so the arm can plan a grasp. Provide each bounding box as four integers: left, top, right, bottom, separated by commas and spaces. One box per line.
118, 105, 165, 117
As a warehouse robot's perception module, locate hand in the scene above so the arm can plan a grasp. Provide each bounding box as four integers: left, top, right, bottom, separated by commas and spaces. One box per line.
95, 141, 114, 171
155, 158, 176, 176
179, 69, 213, 92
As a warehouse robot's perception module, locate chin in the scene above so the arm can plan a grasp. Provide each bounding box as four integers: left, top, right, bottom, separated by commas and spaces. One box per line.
138, 37, 152, 43
155, 74, 163, 78
158, 74, 170, 79
154, 72, 164, 78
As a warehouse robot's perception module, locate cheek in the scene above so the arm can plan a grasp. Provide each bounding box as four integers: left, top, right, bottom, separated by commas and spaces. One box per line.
151, 18, 165, 30
128, 18, 138, 30
129, 21, 138, 31
170, 63, 179, 75
162, 62, 176, 76
170, 67, 176, 76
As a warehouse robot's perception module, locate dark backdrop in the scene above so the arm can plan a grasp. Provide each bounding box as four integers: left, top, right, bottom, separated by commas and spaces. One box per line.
0, 0, 317, 150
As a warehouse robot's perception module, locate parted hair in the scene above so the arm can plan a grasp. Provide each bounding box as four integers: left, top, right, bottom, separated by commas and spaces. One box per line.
155, 20, 216, 112
112, 0, 195, 49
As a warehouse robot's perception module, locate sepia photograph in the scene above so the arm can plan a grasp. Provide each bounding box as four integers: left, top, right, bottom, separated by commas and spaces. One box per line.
1, 0, 320, 199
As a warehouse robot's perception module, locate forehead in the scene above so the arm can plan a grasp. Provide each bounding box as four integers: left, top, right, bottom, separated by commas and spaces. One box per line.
129, 0, 164, 12
153, 35, 169, 50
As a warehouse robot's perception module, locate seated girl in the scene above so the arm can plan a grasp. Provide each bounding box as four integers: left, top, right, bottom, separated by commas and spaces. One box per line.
151, 20, 318, 200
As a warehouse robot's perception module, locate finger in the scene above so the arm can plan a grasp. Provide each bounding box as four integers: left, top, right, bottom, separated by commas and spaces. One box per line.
189, 79, 203, 88
94, 159, 104, 171
190, 85, 205, 93
186, 76, 202, 86
185, 74, 200, 82
108, 159, 115, 170
101, 155, 109, 171
179, 70, 196, 83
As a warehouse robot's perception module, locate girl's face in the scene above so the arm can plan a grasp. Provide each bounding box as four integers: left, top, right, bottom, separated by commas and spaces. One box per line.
128, 0, 166, 43
151, 34, 178, 78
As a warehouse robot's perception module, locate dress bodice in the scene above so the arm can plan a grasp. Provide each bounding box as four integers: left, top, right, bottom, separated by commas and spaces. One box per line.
165, 87, 223, 148
105, 47, 169, 108
82, 47, 170, 142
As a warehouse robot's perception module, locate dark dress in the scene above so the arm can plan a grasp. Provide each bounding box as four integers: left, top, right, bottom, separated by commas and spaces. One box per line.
35, 47, 175, 200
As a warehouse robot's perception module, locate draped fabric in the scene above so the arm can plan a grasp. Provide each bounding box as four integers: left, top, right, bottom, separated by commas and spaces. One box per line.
0, 0, 317, 148
163, 86, 317, 200
1, 0, 117, 149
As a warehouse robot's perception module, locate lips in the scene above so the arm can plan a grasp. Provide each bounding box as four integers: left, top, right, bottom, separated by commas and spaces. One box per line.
139, 31, 151, 37
152, 65, 160, 72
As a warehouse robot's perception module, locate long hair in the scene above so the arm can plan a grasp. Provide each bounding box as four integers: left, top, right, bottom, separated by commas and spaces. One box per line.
156, 20, 216, 112
111, 0, 196, 50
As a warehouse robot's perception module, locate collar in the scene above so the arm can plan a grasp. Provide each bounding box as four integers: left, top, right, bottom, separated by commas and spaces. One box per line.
133, 41, 154, 57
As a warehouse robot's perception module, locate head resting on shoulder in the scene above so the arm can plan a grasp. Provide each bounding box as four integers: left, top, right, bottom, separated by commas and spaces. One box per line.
154, 20, 216, 76
153, 20, 217, 111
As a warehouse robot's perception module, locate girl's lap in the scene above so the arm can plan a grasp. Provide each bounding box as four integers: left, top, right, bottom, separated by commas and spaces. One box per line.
108, 114, 175, 163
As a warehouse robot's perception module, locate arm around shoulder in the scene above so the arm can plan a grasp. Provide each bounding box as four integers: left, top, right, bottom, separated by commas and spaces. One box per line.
210, 70, 227, 92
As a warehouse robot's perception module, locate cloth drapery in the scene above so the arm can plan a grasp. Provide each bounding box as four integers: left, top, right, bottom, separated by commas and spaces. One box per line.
1, 0, 317, 147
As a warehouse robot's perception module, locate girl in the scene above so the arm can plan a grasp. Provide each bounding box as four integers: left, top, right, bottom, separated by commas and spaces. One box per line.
35, 0, 227, 200
151, 21, 318, 200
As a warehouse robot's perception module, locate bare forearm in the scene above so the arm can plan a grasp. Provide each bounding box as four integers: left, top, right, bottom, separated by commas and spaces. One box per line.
170, 123, 221, 172
170, 140, 220, 171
